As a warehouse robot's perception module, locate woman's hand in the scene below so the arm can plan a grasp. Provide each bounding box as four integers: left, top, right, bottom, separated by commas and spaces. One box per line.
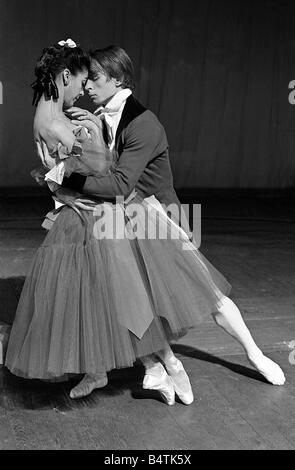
71, 118, 101, 137
65, 107, 102, 129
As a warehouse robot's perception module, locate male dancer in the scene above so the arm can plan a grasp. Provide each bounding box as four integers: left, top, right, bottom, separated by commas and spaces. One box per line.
61, 46, 285, 401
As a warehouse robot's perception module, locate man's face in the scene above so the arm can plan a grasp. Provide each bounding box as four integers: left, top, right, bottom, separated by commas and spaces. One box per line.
85, 60, 120, 106
63, 68, 88, 109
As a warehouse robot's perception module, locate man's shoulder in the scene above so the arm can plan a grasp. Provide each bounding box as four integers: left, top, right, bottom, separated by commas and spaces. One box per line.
125, 95, 163, 127
129, 108, 164, 132
135, 108, 161, 122
117, 95, 167, 147
126, 110, 166, 144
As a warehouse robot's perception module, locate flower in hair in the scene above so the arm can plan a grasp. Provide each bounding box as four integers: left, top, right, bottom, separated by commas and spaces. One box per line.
58, 38, 77, 48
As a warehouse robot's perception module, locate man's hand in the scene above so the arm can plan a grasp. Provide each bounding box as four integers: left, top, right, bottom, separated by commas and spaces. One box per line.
65, 107, 102, 129
54, 187, 95, 211
74, 197, 98, 210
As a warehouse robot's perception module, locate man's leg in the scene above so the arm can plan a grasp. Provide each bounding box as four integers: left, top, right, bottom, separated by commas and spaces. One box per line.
212, 296, 285, 385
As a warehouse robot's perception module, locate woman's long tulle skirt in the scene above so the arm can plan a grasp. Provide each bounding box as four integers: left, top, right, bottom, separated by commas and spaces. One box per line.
5, 194, 231, 379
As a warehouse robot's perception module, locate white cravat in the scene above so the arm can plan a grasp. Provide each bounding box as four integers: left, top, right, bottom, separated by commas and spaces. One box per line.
94, 88, 132, 150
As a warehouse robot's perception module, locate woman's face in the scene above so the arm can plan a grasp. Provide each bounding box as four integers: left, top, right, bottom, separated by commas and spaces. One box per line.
63, 68, 88, 109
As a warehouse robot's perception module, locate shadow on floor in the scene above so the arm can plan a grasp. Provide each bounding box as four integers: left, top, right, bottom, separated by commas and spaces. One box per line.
0, 344, 268, 412
173, 344, 268, 383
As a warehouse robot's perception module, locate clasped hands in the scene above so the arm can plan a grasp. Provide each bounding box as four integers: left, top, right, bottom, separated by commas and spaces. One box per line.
65, 107, 111, 176
55, 107, 109, 211
65, 106, 103, 131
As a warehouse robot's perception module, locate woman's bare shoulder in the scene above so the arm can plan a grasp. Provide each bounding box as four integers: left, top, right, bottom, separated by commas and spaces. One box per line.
46, 119, 76, 151
34, 116, 75, 151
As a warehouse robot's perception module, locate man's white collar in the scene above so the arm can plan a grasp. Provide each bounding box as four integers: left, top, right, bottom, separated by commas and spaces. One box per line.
94, 88, 132, 115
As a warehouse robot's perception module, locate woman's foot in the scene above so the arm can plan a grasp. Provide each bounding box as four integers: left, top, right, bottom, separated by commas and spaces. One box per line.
69, 373, 108, 399
247, 349, 285, 385
142, 362, 175, 406
163, 357, 194, 405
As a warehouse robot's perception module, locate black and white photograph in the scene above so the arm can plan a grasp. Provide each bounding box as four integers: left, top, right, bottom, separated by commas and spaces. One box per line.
0, 0, 295, 453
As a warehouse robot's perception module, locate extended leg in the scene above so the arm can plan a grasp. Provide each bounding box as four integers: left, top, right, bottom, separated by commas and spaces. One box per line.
212, 296, 285, 385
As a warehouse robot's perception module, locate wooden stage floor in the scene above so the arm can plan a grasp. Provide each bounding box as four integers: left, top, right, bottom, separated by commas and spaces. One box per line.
0, 189, 295, 450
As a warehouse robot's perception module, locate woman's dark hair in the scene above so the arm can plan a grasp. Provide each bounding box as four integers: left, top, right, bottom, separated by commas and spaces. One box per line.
31, 43, 90, 106
89, 45, 135, 91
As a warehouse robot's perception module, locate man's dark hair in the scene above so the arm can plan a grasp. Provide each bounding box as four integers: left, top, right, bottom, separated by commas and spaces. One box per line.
89, 45, 135, 91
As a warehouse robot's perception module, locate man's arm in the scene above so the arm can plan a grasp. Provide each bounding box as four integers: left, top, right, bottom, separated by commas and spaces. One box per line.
62, 117, 165, 199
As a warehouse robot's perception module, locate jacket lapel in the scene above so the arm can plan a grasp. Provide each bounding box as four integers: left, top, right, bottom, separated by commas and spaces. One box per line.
115, 95, 146, 151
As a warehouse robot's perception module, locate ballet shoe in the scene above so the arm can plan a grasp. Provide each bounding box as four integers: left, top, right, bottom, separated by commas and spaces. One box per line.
142, 362, 175, 406
247, 350, 286, 386
69, 373, 108, 399
164, 358, 194, 405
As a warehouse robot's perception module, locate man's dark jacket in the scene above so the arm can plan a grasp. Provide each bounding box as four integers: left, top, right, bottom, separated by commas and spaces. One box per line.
62, 95, 190, 233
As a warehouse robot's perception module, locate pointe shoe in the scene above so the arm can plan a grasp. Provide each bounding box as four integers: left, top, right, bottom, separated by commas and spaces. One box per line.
164, 358, 194, 405
69, 373, 108, 399
142, 362, 175, 406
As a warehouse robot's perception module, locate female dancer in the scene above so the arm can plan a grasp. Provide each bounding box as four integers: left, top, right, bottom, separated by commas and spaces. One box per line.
5, 40, 285, 406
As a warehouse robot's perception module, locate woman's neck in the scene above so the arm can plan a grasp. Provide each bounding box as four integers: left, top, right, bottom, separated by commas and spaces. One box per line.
36, 76, 65, 120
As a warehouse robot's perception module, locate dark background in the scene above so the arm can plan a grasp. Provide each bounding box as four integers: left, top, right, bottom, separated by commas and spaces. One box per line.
1, 0, 295, 189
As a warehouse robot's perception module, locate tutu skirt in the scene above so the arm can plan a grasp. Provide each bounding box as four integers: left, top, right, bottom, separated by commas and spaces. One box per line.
5, 193, 231, 379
